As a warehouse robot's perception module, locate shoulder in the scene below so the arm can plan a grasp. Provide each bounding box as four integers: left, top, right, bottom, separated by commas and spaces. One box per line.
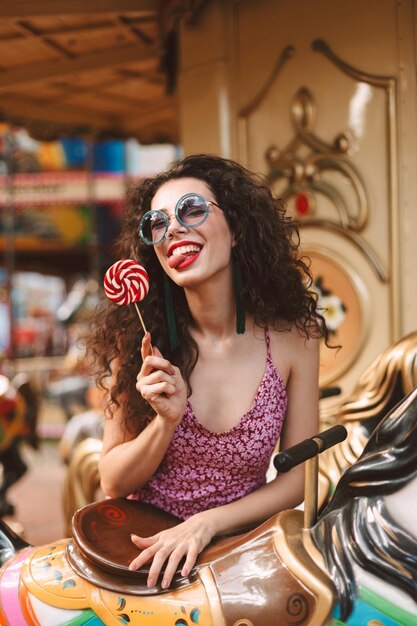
268, 320, 320, 374
268, 319, 320, 350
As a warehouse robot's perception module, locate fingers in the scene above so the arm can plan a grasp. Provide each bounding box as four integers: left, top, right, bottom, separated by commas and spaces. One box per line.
141, 332, 153, 360
162, 542, 199, 588
129, 540, 197, 589
180, 543, 199, 578
130, 534, 155, 549
139, 354, 176, 379
136, 369, 177, 401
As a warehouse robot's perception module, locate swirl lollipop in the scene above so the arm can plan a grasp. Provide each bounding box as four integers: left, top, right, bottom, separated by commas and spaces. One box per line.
104, 259, 150, 336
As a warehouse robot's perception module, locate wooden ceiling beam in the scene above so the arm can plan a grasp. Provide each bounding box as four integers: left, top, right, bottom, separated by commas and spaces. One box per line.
0, 43, 156, 90
0, 0, 156, 18
14, 20, 75, 60
0, 18, 156, 44
0, 95, 116, 128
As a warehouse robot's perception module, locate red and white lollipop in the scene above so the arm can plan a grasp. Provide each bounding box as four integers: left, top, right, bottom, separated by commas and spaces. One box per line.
104, 259, 150, 335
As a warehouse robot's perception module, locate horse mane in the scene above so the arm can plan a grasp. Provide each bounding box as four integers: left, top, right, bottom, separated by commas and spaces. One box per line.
318, 332, 417, 509
312, 388, 417, 619
336, 331, 417, 433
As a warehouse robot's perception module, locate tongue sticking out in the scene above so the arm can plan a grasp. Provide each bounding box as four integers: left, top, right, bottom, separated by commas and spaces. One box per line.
168, 253, 188, 269
168, 249, 201, 269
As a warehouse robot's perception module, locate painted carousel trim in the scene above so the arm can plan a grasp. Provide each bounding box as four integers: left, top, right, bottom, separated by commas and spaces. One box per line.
20, 583, 42, 626
27, 592, 100, 626
358, 586, 417, 626
83, 576, 213, 625
300, 220, 388, 283
21, 541, 89, 610
198, 567, 226, 626
0, 548, 31, 626
302, 244, 371, 385
273, 510, 334, 626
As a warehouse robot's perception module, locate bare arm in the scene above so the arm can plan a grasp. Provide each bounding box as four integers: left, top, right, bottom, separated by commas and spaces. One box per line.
129, 330, 320, 588
99, 333, 187, 497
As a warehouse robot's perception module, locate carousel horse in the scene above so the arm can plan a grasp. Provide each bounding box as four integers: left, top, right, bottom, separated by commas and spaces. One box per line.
318, 330, 417, 509
0, 388, 416, 625
0, 373, 39, 516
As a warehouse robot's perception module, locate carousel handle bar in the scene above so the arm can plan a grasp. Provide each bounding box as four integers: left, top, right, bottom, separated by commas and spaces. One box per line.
319, 385, 342, 400
274, 425, 348, 528
273, 424, 347, 473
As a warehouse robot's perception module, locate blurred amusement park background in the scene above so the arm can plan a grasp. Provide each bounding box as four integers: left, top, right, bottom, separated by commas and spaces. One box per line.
1, 0, 417, 548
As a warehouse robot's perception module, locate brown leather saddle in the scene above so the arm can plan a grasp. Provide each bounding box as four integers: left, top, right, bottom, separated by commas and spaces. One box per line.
67, 497, 190, 595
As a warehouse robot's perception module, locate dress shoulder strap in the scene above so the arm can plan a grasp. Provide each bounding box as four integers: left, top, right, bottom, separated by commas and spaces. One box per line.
264, 326, 273, 359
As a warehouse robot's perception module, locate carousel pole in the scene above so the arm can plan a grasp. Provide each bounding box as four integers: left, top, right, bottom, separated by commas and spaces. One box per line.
274, 425, 347, 528
303, 438, 323, 528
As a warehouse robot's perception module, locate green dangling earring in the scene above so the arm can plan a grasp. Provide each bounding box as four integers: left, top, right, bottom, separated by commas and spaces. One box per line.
233, 253, 245, 334
164, 274, 180, 351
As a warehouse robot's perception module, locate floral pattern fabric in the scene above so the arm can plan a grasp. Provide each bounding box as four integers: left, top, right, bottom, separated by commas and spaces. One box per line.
132, 329, 288, 519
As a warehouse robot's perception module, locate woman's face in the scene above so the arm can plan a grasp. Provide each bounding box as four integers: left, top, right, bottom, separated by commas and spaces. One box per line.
149, 177, 234, 289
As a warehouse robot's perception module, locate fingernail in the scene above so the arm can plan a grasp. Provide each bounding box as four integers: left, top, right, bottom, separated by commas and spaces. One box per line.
147, 578, 155, 587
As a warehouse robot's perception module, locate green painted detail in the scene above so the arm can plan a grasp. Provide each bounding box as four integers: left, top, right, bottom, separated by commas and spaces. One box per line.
66, 608, 106, 625
359, 586, 417, 626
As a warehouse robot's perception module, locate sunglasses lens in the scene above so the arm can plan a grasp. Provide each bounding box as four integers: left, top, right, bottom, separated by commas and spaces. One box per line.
177, 194, 209, 226
140, 210, 168, 245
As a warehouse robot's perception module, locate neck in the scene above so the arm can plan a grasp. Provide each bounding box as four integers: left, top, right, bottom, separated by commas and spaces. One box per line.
184, 273, 237, 341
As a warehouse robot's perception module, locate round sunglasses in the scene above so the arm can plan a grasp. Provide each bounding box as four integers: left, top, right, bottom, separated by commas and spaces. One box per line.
139, 192, 220, 245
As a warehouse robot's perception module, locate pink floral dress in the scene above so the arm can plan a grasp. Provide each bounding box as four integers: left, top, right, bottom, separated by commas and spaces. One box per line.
131, 329, 287, 519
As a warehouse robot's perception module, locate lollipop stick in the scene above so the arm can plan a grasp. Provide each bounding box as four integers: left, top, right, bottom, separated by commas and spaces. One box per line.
133, 302, 147, 335
133, 302, 154, 356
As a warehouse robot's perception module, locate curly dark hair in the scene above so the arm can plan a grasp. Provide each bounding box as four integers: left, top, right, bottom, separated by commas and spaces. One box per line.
87, 154, 329, 435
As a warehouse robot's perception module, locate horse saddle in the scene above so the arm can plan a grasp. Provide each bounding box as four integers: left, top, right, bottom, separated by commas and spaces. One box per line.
67, 497, 191, 595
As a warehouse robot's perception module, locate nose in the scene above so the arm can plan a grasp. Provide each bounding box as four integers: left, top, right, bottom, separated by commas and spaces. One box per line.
166, 213, 187, 238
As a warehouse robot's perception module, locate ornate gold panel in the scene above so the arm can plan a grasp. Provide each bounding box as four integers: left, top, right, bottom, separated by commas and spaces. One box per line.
237, 33, 399, 389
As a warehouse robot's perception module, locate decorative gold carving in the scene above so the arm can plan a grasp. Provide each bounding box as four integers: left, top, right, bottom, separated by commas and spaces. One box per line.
239, 45, 295, 118
238, 38, 399, 341
301, 220, 388, 282
312, 39, 396, 88
266, 87, 369, 233
238, 45, 295, 166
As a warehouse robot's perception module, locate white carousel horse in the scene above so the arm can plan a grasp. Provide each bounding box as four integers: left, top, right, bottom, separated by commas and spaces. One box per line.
0, 388, 416, 625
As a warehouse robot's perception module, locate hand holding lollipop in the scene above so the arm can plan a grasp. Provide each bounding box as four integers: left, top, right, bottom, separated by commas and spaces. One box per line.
104, 259, 150, 337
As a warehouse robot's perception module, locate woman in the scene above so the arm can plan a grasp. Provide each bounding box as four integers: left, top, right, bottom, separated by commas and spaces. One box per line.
88, 154, 329, 590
